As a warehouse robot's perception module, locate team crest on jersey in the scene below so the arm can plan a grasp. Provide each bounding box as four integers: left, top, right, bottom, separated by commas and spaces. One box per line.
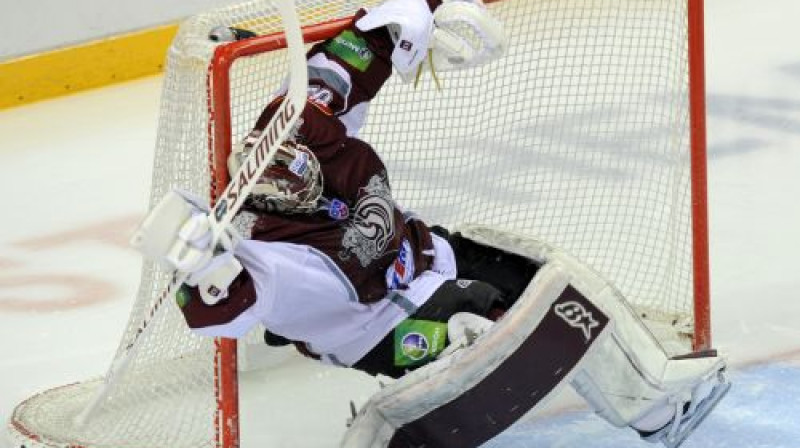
340, 173, 396, 267
554, 300, 600, 341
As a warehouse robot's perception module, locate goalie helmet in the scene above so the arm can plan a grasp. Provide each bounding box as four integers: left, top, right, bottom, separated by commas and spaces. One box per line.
227, 137, 323, 214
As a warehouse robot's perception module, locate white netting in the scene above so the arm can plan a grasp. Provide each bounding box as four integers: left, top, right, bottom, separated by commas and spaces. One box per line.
222, 0, 696, 335
8, 0, 700, 447
364, 0, 696, 337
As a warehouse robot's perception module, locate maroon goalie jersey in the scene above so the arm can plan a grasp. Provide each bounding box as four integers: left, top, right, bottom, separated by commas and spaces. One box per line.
232, 13, 436, 304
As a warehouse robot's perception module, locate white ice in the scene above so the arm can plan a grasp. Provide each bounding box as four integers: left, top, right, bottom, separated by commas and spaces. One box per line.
1, 0, 799, 446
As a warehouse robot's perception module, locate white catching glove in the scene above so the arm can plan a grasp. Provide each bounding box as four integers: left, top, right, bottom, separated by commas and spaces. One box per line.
356, 0, 507, 82
430, 1, 508, 72
130, 189, 243, 305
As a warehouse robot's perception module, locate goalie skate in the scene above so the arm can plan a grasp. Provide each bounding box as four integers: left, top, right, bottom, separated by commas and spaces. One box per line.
641, 369, 731, 448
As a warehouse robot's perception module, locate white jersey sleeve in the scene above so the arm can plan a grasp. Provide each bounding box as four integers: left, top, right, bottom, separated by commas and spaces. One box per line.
192, 240, 450, 367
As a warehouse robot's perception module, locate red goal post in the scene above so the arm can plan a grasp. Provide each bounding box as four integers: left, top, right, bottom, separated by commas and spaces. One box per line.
688, 0, 711, 352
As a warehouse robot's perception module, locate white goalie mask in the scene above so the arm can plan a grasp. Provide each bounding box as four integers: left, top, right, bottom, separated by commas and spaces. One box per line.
227, 138, 323, 214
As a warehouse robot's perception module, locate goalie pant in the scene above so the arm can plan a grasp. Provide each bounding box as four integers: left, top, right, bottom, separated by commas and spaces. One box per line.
341, 226, 728, 448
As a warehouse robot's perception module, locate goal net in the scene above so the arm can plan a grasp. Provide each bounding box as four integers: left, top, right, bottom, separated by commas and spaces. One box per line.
8, 0, 709, 447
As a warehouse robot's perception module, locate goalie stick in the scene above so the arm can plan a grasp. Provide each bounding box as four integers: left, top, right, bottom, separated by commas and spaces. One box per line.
74, 0, 309, 426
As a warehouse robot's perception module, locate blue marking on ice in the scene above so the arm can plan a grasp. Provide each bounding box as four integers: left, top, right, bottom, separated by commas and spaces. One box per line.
484, 362, 800, 448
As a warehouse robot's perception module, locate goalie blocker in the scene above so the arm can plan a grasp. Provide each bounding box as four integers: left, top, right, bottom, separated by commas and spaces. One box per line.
342, 225, 729, 448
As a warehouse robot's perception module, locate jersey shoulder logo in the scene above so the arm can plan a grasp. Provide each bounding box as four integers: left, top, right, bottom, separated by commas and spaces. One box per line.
554, 300, 600, 341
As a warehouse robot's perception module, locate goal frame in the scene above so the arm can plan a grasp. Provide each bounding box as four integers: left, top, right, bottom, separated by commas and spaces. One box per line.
207, 0, 711, 446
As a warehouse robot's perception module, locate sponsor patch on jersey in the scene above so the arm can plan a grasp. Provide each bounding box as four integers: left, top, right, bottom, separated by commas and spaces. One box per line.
386, 239, 415, 290
325, 30, 374, 72
327, 198, 349, 220
394, 319, 447, 367
401, 332, 428, 360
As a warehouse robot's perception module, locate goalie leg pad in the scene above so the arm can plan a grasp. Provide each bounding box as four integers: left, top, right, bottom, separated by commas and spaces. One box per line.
562, 253, 728, 430
638, 372, 731, 448
455, 225, 730, 438
341, 261, 612, 448
342, 226, 729, 448
526, 242, 730, 446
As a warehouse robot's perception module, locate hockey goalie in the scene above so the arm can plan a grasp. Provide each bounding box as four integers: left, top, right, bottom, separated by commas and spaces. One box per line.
132, 0, 730, 446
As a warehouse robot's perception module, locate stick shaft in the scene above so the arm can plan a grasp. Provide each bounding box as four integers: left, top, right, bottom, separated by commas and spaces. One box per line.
75, 0, 308, 426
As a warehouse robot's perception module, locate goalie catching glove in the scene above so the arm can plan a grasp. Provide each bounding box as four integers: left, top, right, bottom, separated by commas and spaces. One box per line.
356, 0, 508, 82
130, 189, 243, 306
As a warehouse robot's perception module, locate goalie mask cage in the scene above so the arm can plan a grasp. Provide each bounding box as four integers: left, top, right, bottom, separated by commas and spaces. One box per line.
8, 0, 709, 447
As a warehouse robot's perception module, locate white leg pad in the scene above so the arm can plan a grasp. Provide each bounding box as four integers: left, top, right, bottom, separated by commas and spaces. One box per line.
342, 254, 613, 447
456, 225, 727, 430
341, 225, 727, 447
558, 252, 725, 428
